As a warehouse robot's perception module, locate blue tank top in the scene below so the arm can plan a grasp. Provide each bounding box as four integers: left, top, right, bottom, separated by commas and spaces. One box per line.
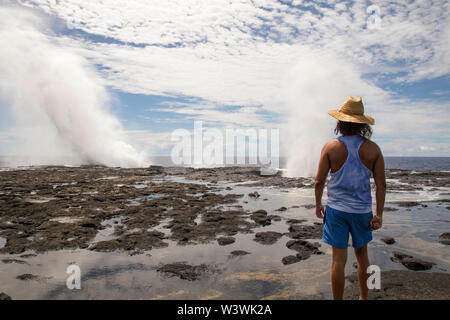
326, 135, 372, 214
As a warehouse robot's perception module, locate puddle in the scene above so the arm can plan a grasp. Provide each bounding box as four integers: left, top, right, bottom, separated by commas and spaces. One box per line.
126, 194, 165, 206
52, 182, 77, 189
49, 217, 83, 224
25, 197, 57, 203
96, 176, 119, 181
0, 237, 6, 248
91, 217, 126, 243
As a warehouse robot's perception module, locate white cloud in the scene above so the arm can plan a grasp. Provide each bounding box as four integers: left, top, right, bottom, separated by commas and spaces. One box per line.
1, 1, 449, 170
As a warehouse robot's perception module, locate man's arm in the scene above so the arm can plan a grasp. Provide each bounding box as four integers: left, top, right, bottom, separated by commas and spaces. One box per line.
371, 146, 386, 230
315, 143, 331, 219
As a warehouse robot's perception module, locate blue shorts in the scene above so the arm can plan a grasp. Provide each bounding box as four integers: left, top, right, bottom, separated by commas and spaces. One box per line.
322, 206, 373, 249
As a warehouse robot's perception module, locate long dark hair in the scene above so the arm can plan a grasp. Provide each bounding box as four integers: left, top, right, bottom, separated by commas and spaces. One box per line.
334, 121, 372, 139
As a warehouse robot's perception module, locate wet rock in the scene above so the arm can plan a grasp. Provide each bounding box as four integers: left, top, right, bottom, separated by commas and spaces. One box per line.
230, 250, 250, 257
254, 231, 283, 245
381, 237, 396, 245
391, 251, 413, 261
395, 201, 421, 207
438, 232, 450, 245
286, 219, 306, 225
19, 254, 37, 258
1, 258, 27, 264
287, 223, 323, 239
81, 222, 98, 228
286, 240, 323, 260
148, 165, 164, 175
217, 237, 235, 246
157, 262, 218, 281
282, 255, 300, 265
268, 215, 281, 221
250, 211, 271, 226
90, 231, 168, 252
248, 191, 260, 198
253, 209, 267, 215
0, 292, 12, 300
16, 274, 41, 281
391, 251, 436, 271
383, 207, 399, 212
276, 206, 287, 211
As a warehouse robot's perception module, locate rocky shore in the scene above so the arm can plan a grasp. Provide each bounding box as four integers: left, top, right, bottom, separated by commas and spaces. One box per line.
0, 165, 449, 300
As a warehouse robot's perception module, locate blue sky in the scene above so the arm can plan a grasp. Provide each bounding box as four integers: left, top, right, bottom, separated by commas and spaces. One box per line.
0, 0, 449, 166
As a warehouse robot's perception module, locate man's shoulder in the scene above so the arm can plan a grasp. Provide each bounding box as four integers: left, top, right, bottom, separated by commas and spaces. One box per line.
324, 138, 342, 149
362, 138, 381, 152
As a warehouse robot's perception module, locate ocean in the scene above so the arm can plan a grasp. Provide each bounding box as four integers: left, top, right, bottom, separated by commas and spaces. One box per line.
1, 156, 449, 171
149, 156, 450, 171
384, 157, 450, 171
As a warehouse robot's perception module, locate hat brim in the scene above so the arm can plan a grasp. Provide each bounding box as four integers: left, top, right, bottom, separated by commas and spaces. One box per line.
328, 110, 375, 125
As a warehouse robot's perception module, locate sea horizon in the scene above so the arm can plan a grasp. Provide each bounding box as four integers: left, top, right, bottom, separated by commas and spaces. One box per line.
1, 156, 449, 172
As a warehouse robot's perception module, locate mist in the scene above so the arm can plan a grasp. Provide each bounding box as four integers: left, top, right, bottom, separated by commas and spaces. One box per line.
280, 50, 387, 177
0, 7, 148, 167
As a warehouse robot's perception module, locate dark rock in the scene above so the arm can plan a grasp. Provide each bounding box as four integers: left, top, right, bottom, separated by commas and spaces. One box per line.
253, 209, 267, 215
157, 262, 218, 281
391, 251, 413, 261
383, 207, 399, 212
268, 215, 281, 221
250, 211, 271, 226
276, 206, 287, 211
1, 258, 27, 264
286, 219, 306, 224
248, 191, 260, 198
90, 231, 168, 252
286, 239, 323, 260
282, 255, 300, 265
438, 232, 450, 245
395, 201, 421, 207
230, 250, 250, 257
148, 165, 164, 174
16, 274, 41, 281
301, 204, 315, 209
253, 231, 283, 245
381, 237, 396, 245
0, 292, 11, 300
390, 251, 436, 271
217, 236, 235, 246
287, 223, 323, 239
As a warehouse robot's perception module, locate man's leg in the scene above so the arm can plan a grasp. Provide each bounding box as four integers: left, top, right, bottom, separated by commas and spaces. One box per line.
331, 246, 347, 300
354, 245, 370, 300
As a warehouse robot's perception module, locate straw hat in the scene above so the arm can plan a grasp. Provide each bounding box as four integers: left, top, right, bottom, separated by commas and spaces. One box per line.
328, 96, 375, 125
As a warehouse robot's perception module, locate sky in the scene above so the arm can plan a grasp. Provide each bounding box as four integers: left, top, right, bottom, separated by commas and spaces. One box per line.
0, 0, 449, 167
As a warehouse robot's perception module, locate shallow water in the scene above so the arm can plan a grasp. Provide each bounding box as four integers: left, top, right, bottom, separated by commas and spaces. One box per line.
0, 177, 449, 299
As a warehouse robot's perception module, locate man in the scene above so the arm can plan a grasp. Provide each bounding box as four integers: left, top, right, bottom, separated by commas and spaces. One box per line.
314, 96, 386, 300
